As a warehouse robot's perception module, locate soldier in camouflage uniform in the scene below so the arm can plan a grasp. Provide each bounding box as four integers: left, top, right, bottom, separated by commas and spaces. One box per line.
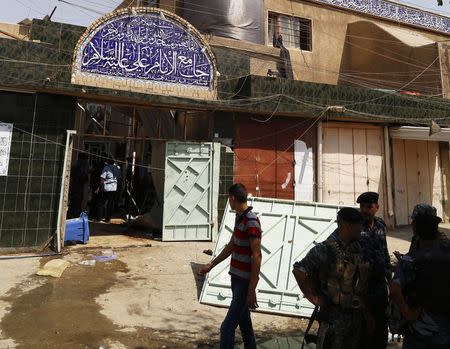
408, 204, 449, 254
390, 204, 450, 349
293, 207, 373, 349
357, 192, 391, 349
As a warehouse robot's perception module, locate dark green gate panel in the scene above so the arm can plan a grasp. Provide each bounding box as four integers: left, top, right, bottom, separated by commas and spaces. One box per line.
0, 92, 75, 248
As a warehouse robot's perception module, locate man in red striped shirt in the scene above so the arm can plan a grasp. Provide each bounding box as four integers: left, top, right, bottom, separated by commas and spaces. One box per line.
199, 183, 262, 349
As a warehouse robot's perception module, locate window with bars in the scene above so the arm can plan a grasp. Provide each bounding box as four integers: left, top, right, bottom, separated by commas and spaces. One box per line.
268, 12, 312, 51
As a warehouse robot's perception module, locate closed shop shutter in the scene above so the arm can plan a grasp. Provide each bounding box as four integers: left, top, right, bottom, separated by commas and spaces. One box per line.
392, 139, 443, 225
322, 123, 386, 219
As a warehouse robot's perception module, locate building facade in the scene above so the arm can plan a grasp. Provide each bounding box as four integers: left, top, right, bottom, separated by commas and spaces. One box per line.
0, 0, 449, 249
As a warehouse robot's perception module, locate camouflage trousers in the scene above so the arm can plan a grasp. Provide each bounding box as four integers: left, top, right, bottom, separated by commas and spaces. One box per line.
317, 306, 366, 349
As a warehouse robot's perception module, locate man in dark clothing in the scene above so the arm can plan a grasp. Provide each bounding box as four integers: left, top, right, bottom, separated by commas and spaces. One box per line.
293, 207, 373, 349
408, 204, 448, 254
199, 184, 262, 349
89, 153, 107, 221
68, 153, 89, 218
390, 204, 450, 349
358, 192, 391, 349
274, 34, 294, 80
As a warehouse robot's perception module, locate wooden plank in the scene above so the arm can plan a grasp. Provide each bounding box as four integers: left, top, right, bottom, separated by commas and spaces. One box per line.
338, 128, 355, 205
416, 140, 432, 204
352, 128, 368, 202
404, 140, 419, 224
428, 141, 444, 218
322, 127, 340, 204
367, 128, 386, 221
233, 116, 268, 197
439, 142, 450, 221
392, 139, 409, 225
323, 122, 383, 130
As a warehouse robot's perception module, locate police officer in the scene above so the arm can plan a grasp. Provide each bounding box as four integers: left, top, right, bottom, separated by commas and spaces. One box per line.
390, 204, 450, 349
292, 207, 373, 349
357, 192, 391, 349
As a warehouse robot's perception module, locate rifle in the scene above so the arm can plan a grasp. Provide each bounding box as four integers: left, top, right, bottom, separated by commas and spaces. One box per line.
301, 306, 319, 349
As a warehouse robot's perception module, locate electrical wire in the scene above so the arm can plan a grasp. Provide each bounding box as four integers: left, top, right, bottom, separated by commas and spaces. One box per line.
4, 1, 449, 112
345, 56, 441, 107
255, 107, 328, 177
15, 0, 444, 80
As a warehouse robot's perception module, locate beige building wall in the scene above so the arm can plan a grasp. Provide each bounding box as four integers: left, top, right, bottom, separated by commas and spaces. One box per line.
0, 23, 29, 40
438, 42, 450, 99
116, 0, 176, 11
111, 0, 450, 95
264, 0, 449, 87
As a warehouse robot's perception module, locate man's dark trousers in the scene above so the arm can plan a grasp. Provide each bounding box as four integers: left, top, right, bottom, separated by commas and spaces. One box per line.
220, 278, 256, 349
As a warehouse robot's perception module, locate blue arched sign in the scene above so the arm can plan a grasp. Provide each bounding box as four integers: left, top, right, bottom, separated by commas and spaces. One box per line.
72, 8, 217, 100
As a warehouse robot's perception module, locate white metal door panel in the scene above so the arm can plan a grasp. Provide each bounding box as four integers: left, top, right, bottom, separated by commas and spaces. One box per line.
322, 125, 386, 219
428, 142, 444, 219
392, 139, 443, 224
212, 142, 221, 242
294, 140, 314, 202
162, 142, 214, 241
200, 197, 344, 317
338, 128, 355, 205
322, 127, 340, 204
366, 129, 386, 220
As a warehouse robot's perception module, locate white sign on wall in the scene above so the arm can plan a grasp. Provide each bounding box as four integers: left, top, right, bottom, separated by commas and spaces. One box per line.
0, 123, 13, 176
294, 140, 314, 202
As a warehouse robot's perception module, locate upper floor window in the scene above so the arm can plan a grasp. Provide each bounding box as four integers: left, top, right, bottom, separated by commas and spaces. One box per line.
141, 0, 160, 6
268, 12, 312, 51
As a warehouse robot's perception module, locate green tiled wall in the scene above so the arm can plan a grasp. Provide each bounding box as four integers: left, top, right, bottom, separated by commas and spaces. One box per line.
0, 92, 75, 248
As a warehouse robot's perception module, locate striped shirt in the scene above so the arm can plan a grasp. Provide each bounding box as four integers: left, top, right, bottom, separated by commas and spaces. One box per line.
229, 207, 262, 280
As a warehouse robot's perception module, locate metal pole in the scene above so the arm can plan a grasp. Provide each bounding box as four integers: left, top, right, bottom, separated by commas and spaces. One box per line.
384, 126, 394, 217
317, 121, 323, 203
56, 130, 77, 253
127, 151, 136, 224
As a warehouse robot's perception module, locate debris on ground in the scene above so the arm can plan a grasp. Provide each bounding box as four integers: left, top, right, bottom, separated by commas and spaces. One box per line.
36, 259, 71, 278
92, 249, 118, 262
79, 260, 96, 266
93, 255, 118, 262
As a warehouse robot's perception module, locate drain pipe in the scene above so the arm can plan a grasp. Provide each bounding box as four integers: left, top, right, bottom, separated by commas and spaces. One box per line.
384, 126, 394, 217
317, 121, 323, 203
56, 130, 77, 253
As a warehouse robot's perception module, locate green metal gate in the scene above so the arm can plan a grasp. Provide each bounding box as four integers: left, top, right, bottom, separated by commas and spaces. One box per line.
162, 142, 219, 241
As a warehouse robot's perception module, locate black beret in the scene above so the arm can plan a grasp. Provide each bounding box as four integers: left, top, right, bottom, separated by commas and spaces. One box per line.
337, 207, 363, 224
357, 191, 379, 204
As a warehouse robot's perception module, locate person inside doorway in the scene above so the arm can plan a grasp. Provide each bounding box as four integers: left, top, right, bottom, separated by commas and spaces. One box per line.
96, 156, 121, 223
68, 152, 89, 218
89, 152, 107, 221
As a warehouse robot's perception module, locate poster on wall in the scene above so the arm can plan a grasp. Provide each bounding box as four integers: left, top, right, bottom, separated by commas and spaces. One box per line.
0, 123, 13, 176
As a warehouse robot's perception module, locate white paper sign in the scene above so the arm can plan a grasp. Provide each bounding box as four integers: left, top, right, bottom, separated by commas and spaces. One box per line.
0, 123, 13, 176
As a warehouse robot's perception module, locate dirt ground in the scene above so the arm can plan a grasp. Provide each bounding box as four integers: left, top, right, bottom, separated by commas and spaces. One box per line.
0, 241, 302, 349
0, 221, 434, 349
